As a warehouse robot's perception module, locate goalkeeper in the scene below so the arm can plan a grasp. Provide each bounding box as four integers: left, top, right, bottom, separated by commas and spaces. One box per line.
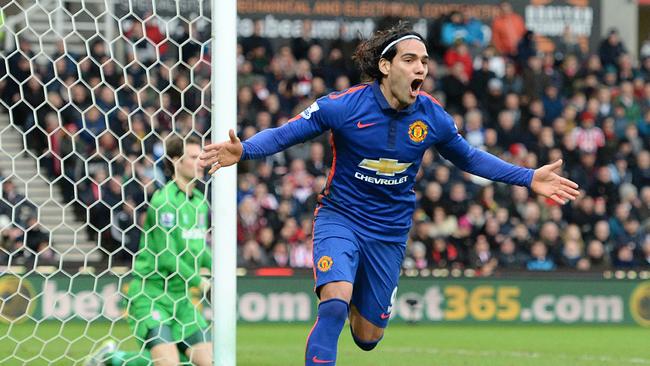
86, 135, 212, 366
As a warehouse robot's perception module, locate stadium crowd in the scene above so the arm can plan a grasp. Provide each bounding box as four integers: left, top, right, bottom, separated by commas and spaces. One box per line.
0, 2, 649, 273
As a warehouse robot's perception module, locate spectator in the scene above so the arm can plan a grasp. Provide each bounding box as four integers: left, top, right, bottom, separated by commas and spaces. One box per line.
516, 31, 537, 69
640, 236, 650, 267
496, 237, 527, 269
527, 241, 556, 271
238, 239, 269, 268
429, 237, 461, 269
491, 1, 526, 57
441, 10, 486, 49
470, 57, 497, 104
404, 241, 428, 270
583, 240, 610, 270
570, 112, 605, 154
18, 217, 55, 264
633, 151, 650, 189
613, 244, 637, 268
599, 29, 627, 70
468, 235, 497, 274
559, 239, 583, 268
444, 41, 473, 81
522, 54, 549, 103
441, 62, 470, 114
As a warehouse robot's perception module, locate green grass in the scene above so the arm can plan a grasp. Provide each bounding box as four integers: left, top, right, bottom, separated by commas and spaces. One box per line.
0, 321, 649, 365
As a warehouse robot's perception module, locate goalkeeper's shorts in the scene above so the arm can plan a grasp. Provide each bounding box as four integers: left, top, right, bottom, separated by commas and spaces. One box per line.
125, 281, 210, 350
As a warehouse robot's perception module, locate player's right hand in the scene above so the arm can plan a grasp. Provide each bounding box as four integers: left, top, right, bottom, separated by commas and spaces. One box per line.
199, 129, 243, 174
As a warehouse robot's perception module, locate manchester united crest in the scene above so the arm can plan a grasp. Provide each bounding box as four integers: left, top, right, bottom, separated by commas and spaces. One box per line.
317, 256, 333, 272
408, 120, 428, 143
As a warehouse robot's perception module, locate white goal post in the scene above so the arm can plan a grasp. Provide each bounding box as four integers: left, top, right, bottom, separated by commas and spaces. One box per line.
0, 0, 237, 364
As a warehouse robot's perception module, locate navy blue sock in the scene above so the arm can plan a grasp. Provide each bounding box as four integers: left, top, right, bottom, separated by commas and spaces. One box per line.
305, 298, 349, 365
350, 326, 383, 351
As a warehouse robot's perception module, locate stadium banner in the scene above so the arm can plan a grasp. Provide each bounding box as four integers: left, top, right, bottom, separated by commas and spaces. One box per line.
114, 0, 601, 49
1, 275, 649, 326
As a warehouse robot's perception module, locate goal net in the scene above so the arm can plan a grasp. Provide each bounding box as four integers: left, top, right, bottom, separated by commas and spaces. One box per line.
0, 0, 213, 364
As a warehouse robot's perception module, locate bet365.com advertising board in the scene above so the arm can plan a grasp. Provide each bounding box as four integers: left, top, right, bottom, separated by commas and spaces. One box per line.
1, 275, 649, 326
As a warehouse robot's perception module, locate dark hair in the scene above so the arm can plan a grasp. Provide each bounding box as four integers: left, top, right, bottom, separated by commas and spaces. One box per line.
352, 21, 425, 81
165, 134, 202, 176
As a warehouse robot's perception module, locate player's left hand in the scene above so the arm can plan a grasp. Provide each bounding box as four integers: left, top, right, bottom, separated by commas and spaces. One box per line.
531, 159, 580, 205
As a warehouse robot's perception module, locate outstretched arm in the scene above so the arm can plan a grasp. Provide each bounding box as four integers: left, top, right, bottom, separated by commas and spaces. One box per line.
200, 99, 339, 174
436, 133, 579, 205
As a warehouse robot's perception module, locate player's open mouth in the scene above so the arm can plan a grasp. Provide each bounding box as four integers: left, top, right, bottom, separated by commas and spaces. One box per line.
410, 78, 423, 97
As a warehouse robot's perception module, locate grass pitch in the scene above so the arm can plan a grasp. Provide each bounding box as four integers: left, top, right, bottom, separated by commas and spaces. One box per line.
0, 321, 648, 365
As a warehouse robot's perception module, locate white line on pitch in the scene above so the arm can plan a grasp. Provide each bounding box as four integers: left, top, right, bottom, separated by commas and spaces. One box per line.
382, 346, 650, 364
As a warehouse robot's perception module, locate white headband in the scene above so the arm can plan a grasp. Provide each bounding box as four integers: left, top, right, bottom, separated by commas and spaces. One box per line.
380, 35, 422, 57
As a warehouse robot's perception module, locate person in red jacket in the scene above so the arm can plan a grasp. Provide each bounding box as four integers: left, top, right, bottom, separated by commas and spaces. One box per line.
444, 40, 473, 80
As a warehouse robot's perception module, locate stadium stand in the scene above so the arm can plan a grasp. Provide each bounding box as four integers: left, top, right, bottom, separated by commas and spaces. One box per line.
0, 7, 648, 274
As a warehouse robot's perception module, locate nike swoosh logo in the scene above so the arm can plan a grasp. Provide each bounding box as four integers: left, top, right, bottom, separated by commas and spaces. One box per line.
380, 313, 390, 319
357, 121, 377, 129
312, 356, 335, 364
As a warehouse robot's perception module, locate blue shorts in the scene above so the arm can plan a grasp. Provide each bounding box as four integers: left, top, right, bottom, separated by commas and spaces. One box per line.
312, 221, 406, 328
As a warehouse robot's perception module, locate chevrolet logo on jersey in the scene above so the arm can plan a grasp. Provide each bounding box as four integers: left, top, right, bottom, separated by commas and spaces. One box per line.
358, 158, 412, 176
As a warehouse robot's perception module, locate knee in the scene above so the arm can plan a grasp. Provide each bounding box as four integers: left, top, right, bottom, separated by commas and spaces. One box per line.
151, 344, 180, 366
194, 359, 213, 366
154, 359, 179, 366
152, 353, 180, 366
186, 344, 212, 366
350, 325, 384, 351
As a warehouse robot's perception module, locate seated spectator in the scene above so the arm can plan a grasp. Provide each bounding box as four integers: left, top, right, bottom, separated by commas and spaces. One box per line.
468, 235, 497, 275
404, 241, 428, 270
570, 112, 605, 154
444, 41, 473, 81
430, 237, 461, 269
18, 217, 56, 264
238, 239, 269, 268
497, 237, 527, 269
441, 10, 486, 48
559, 240, 583, 269
584, 240, 611, 271
612, 244, 637, 268
270, 242, 290, 267
639, 236, 650, 267
527, 241, 556, 271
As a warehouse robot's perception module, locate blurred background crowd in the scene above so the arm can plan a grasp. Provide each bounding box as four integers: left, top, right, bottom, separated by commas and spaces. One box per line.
0, 1, 648, 274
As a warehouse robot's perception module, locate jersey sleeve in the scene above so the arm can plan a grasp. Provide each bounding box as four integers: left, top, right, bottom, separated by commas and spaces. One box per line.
143, 201, 202, 287
434, 112, 534, 188
241, 96, 344, 160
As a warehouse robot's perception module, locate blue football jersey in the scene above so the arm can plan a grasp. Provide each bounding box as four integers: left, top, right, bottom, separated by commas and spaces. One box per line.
241, 81, 533, 242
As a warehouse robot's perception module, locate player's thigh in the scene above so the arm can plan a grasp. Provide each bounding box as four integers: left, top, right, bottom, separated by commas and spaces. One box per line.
150, 342, 181, 366
175, 297, 212, 353
312, 222, 360, 302
185, 341, 212, 366
350, 240, 405, 331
